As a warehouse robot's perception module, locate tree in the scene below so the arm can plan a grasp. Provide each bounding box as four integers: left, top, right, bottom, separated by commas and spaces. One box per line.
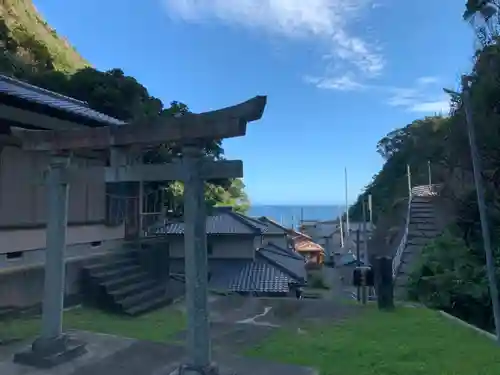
351, 0, 500, 331
407, 229, 495, 331
0, 16, 250, 215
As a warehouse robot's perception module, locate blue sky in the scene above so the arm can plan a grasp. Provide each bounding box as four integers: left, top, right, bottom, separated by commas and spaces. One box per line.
36, 0, 474, 205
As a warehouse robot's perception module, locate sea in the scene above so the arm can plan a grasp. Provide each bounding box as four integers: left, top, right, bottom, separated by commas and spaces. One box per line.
248, 205, 345, 228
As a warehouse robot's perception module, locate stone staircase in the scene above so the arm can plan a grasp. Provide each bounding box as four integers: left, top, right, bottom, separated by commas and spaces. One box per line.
82, 248, 179, 316
393, 185, 442, 296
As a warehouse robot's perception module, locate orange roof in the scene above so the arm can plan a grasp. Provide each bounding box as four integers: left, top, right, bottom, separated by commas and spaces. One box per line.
294, 239, 324, 253
288, 228, 312, 241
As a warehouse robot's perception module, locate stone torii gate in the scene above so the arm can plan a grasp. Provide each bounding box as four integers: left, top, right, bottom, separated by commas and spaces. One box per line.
12, 96, 267, 374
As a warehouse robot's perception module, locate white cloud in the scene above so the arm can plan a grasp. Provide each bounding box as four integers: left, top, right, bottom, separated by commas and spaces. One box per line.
408, 100, 450, 113
163, 0, 384, 87
304, 74, 366, 91
416, 76, 439, 86
386, 77, 450, 114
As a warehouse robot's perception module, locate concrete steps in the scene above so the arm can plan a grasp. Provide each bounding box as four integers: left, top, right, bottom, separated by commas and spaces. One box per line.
82, 249, 172, 316
394, 186, 442, 298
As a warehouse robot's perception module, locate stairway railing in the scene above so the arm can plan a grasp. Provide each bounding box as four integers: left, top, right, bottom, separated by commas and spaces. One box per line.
392, 182, 443, 278
392, 193, 412, 278
392, 164, 413, 278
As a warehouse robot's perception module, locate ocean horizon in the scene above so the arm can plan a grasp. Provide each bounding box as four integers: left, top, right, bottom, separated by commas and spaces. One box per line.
248, 204, 345, 228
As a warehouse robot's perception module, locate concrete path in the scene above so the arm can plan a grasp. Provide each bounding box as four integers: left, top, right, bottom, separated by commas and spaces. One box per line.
0, 296, 363, 375
0, 330, 317, 375
171, 296, 363, 354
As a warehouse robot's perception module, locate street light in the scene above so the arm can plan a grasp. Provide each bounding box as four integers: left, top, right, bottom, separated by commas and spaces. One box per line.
445, 76, 500, 344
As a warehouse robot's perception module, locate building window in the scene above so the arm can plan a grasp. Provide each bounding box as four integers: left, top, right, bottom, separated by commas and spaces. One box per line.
207, 243, 213, 256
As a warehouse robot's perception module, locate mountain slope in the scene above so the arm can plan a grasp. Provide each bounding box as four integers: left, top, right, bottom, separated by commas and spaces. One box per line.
0, 0, 88, 72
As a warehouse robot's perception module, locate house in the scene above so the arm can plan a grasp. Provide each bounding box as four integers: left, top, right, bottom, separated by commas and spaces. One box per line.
255, 216, 294, 250
345, 221, 375, 238
155, 207, 307, 296
293, 238, 324, 264
0, 75, 142, 310
155, 207, 263, 261
287, 227, 312, 242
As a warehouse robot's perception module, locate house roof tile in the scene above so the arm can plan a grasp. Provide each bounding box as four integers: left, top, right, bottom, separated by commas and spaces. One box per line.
169, 253, 304, 294
232, 213, 269, 232
256, 216, 289, 235
288, 228, 312, 241
293, 239, 324, 253
0, 74, 125, 127
151, 207, 264, 235
257, 243, 307, 282
228, 258, 293, 293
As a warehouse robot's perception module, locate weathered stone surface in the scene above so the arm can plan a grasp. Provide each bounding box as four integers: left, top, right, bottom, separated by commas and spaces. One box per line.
12, 334, 87, 369
2, 330, 317, 375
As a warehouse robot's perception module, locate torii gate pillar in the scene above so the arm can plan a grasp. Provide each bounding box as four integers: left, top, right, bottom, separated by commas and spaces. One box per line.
14, 155, 87, 367
180, 144, 213, 374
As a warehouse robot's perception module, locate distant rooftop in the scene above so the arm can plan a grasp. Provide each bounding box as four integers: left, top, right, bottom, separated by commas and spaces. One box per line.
152, 207, 264, 236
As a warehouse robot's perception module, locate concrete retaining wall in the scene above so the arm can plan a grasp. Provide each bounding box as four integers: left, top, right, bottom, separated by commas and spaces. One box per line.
0, 239, 123, 311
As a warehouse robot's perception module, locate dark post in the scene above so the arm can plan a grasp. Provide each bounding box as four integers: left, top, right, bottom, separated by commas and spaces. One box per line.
361, 273, 367, 305
374, 255, 395, 310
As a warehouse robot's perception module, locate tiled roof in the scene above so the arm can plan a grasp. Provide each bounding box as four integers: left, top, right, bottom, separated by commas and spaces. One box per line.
152, 207, 264, 235
232, 213, 269, 232
258, 243, 307, 282
288, 228, 312, 241
0, 74, 125, 127
228, 258, 293, 293
256, 216, 289, 235
208, 259, 250, 290
265, 242, 305, 260
294, 238, 324, 253
169, 254, 304, 294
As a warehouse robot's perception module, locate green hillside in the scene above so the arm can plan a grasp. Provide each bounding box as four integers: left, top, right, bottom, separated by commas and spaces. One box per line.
0, 0, 88, 73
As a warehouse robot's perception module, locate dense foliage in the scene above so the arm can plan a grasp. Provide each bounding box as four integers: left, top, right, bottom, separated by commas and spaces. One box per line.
350, 1, 500, 331
0, 1, 249, 214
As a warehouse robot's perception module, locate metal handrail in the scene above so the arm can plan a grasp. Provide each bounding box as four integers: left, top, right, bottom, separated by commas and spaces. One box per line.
392, 194, 412, 278
392, 183, 442, 278
392, 164, 413, 278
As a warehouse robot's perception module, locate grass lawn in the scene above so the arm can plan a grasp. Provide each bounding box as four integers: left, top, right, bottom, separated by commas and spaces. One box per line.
247, 305, 500, 375
0, 307, 186, 343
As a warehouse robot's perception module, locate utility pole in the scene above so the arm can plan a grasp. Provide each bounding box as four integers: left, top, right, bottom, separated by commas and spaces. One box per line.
368, 194, 373, 227
362, 198, 368, 262
339, 215, 344, 248
407, 164, 412, 198
356, 229, 361, 301
345, 167, 350, 235
427, 160, 432, 189
462, 75, 500, 344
